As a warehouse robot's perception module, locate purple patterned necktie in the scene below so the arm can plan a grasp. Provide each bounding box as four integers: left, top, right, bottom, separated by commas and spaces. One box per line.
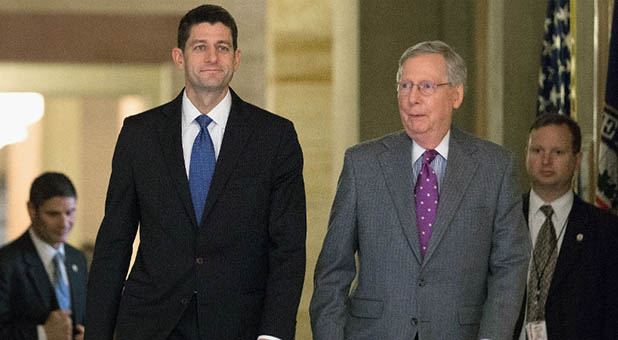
415, 149, 439, 258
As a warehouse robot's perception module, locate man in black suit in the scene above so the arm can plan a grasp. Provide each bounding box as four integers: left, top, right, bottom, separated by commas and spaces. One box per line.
0, 172, 88, 340
85, 4, 306, 340
515, 113, 618, 340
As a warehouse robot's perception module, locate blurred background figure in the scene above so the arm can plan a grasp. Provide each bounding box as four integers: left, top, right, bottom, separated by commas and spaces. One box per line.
0, 172, 87, 340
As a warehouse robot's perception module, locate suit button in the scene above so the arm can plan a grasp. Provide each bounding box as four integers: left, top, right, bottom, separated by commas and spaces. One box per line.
181, 297, 189, 305
418, 279, 425, 287
196, 257, 204, 265
411, 317, 418, 325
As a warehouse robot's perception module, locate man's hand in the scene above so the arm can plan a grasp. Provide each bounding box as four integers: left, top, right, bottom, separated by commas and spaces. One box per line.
73, 324, 85, 340
43, 309, 72, 340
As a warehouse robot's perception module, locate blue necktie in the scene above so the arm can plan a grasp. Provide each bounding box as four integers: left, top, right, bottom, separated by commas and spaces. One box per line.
52, 253, 70, 310
189, 115, 216, 225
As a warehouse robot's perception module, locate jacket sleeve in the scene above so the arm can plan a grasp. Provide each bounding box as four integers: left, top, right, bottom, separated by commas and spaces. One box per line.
258, 121, 307, 340
309, 150, 359, 340
478, 153, 531, 339
85, 118, 140, 340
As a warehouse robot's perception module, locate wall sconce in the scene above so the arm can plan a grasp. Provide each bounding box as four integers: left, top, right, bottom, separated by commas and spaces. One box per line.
0, 92, 44, 149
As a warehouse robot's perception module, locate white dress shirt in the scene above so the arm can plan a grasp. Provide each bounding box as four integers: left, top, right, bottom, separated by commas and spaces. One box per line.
180, 90, 280, 340
528, 188, 572, 252
411, 130, 450, 192
181, 90, 231, 177
29, 228, 69, 340
518, 189, 573, 340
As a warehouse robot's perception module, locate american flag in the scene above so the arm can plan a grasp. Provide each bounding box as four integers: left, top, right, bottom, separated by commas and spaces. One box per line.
596, 0, 618, 214
537, 0, 572, 116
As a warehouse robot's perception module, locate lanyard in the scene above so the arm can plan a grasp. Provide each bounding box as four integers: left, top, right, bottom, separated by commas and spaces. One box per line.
531, 216, 568, 300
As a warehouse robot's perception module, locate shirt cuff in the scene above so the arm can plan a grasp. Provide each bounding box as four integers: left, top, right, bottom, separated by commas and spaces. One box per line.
258, 336, 281, 340
37, 324, 48, 340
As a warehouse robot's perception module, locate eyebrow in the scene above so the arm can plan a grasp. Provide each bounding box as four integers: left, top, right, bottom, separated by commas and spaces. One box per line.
189, 39, 232, 46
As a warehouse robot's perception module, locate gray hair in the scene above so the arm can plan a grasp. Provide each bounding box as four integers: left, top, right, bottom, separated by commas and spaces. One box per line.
396, 40, 467, 87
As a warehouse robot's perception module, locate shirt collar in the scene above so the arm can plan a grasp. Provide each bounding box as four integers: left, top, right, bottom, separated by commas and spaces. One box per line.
529, 188, 574, 222
28, 227, 65, 264
181, 89, 232, 130
412, 130, 450, 163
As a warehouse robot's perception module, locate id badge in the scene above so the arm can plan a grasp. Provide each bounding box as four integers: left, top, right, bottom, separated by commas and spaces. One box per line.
525, 321, 548, 340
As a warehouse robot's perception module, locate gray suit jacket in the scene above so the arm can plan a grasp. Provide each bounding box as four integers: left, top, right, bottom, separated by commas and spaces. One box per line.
310, 128, 530, 340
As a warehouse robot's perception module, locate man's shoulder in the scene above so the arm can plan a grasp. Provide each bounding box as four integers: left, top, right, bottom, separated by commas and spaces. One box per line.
132, 98, 179, 121
231, 90, 294, 128
0, 232, 32, 266
346, 130, 408, 155
450, 127, 511, 157
573, 196, 618, 227
120, 91, 183, 127
0, 231, 30, 252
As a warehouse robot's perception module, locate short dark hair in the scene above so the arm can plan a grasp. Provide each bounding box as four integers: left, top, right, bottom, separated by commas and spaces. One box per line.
29, 172, 76, 210
177, 4, 238, 51
529, 112, 582, 154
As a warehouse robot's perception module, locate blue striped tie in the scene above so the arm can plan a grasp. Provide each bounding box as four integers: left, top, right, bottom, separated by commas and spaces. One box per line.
52, 253, 70, 310
189, 115, 216, 225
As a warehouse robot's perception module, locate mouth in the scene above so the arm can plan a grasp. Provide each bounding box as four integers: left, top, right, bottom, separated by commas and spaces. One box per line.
404, 111, 425, 117
407, 114, 427, 121
201, 68, 222, 73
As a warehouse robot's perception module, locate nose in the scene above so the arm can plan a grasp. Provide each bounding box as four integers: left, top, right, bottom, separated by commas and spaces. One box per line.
61, 214, 74, 228
204, 47, 217, 63
407, 85, 422, 104
541, 151, 552, 165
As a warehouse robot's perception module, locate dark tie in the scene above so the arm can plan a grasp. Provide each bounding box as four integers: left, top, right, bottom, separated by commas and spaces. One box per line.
415, 149, 439, 258
526, 205, 558, 322
52, 253, 70, 310
189, 115, 216, 225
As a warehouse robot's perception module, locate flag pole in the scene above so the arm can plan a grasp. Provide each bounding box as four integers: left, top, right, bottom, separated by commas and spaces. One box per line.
570, 0, 577, 122
596, 0, 618, 214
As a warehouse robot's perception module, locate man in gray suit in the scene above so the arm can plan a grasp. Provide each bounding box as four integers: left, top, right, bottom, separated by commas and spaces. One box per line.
310, 40, 530, 340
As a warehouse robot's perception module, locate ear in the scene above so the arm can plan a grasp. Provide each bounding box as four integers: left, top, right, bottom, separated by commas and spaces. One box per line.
233, 48, 241, 72
27, 201, 36, 220
172, 47, 185, 70
452, 84, 464, 109
574, 151, 583, 170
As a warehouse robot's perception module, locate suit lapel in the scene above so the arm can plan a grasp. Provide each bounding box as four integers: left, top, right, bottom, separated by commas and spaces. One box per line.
21, 234, 55, 311
424, 128, 479, 262
523, 192, 530, 219
201, 90, 252, 222
156, 91, 199, 227
549, 196, 586, 292
65, 250, 84, 316
378, 132, 423, 262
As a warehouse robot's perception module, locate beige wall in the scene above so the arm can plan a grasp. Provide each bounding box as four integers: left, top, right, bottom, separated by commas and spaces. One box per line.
266, 1, 335, 337
0, 64, 171, 246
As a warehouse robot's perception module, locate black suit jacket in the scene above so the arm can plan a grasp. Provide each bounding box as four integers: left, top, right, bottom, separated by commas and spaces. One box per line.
0, 230, 88, 339
85, 89, 306, 340
514, 193, 618, 340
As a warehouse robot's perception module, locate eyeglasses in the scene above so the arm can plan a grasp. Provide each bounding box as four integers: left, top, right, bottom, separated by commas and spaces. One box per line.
396, 80, 451, 96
